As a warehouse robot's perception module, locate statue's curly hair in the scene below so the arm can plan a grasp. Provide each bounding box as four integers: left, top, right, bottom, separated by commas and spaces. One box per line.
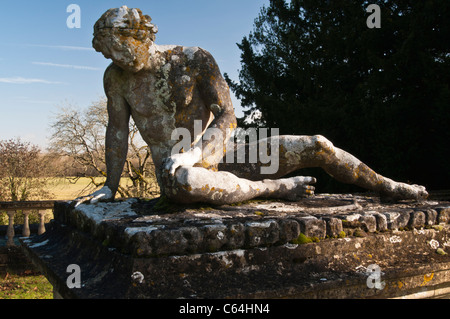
93, 6, 158, 42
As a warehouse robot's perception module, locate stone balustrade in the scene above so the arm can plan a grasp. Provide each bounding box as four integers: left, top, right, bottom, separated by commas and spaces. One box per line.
0, 201, 56, 247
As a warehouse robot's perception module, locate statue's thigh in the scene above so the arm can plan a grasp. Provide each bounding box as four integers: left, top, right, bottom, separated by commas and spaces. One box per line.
218, 135, 316, 181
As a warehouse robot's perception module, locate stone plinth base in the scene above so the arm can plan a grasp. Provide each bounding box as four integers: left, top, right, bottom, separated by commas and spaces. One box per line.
20, 194, 450, 299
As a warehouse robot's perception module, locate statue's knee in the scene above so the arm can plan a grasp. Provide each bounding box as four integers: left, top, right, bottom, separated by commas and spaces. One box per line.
161, 167, 191, 200
311, 135, 336, 164
313, 135, 334, 152
164, 167, 209, 204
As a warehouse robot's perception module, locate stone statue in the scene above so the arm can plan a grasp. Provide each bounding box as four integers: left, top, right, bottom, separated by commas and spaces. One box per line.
75, 6, 428, 206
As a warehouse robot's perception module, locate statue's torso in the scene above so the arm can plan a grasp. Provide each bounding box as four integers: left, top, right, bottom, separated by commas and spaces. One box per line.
112, 45, 214, 165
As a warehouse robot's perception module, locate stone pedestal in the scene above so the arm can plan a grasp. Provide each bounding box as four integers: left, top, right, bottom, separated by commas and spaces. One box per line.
20, 194, 450, 299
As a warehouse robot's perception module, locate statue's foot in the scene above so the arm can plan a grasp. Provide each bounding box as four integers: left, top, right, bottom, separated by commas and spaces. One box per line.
381, 180, 428, 201
264, 176, 317, 201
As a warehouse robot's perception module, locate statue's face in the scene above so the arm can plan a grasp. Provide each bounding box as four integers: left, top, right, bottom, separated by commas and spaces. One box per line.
93, 7, 158, 73
93, 30, 151, 73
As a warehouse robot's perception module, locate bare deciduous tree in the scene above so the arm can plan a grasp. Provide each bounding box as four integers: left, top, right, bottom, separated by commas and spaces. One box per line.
0, 138, 52, 201
49, 98, 159, 199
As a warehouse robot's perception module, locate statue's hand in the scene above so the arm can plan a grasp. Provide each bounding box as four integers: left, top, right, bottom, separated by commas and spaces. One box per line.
163, 147, 202, 176
72, 186, 113, 207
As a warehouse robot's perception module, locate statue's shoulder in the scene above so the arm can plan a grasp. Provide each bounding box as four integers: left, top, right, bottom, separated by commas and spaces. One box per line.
104, 63, 124, 78
153, 44, 216, 67
103, 63, 126, 94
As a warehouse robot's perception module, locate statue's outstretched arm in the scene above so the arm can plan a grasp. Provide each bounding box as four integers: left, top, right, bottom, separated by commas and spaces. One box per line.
73, 66, 131, 206
102, 93, 131, 197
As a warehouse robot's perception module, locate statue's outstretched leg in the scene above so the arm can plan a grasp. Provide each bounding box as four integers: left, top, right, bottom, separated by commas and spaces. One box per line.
219, 135, 428, 201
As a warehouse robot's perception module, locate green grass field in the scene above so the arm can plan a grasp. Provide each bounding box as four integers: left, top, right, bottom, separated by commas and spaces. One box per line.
0, 271, 53, 299
46, 177, 107, 200
45, 176, 159, 201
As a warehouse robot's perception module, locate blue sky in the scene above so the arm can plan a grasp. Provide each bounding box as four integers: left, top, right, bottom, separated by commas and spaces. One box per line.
0, 0, 269, 149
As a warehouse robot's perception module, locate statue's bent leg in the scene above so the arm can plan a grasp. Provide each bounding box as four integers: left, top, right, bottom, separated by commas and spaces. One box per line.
163, 166, 316, 205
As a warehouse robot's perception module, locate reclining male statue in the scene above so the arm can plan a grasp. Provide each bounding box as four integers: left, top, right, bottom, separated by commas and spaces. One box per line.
74, 6, 428, 206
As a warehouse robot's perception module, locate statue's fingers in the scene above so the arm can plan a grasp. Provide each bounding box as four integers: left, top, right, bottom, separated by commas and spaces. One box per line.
169, 162, 179, 176
74, 196, 92, 208
91, 193, 106, 204
166, 161, 178, 176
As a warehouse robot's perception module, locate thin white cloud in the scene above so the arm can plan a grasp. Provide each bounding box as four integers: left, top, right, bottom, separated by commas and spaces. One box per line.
26, 44, 94, 51
0, 76, 63, 84
52, 45, 94, 51
32, 61, 101, 71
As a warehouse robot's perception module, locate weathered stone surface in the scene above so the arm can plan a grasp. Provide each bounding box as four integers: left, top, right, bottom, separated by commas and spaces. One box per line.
424, 209, 438, 226
322, 217, 343, 237
437, 207, 450, 224
295, 216, 326, 239
359, 213, 377, 232
383, 211, 411, 230
372, 211, 388, 231
409, 210, 426, 229
20, 194, 450, 299
278, 219, 301, 242
49, 194, 450, 257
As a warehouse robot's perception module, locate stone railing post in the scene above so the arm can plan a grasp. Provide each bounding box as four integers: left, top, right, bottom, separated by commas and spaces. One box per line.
6, 210, 16, 247
1, 201, 55, 245
22, 210, 31, 237
37, 210, 46, 235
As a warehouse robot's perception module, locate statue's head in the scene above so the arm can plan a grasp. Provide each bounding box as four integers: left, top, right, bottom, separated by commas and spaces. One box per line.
93, 6, 158, 72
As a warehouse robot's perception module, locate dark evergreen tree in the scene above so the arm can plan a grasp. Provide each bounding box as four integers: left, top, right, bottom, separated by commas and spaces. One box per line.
226, 0, 450, 192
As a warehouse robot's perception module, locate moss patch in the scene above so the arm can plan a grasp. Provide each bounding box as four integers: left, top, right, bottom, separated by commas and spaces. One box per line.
291, 233, 320, 245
